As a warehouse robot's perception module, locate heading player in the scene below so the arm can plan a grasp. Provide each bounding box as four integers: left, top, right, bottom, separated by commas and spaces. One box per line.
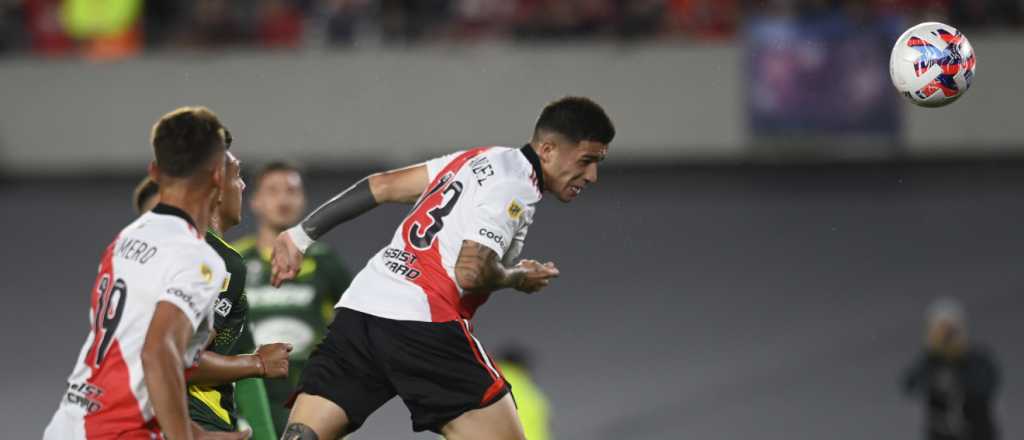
270, 96, 614, 439
44, 107, 247, 439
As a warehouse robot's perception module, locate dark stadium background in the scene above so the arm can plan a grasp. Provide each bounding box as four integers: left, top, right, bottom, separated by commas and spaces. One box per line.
2, 1, 1023, 439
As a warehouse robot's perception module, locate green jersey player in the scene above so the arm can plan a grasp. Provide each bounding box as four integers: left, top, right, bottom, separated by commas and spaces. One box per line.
232, 162, 352, 435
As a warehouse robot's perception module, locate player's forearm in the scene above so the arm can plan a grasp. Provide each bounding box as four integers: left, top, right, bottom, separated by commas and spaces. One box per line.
292, 165, 428, 246
186, 351, 263, 387
142, 340, 193, 440
298, 176, 380, 241
455, 241, 524, 293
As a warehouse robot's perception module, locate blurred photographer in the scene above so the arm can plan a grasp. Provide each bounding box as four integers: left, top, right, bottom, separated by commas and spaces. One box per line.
902, 298, 1000, 440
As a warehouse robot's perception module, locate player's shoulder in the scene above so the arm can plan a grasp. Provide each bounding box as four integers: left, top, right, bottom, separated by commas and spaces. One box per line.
134, 219, 225, 275
474, 147, 542, 201
169, 237, 227, 275
204, 231, 242, 261
116, 213, 210, 262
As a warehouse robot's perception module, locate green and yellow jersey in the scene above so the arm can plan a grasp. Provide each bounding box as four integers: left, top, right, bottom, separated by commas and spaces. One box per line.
188, 229, 251, 431
233, 236, 351, 435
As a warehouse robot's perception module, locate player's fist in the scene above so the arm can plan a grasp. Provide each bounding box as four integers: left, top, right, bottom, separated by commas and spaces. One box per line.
254, 343, 292, 379
270, 232, 303, 287
513, 259, 560, 294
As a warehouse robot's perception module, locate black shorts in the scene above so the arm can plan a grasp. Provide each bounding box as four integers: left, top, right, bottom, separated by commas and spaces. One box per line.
295, 307, 510, 433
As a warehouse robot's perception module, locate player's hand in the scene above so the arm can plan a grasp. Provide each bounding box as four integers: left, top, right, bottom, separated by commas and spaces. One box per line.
270, 231, 303, 287
191, 421, 251, 439
513, 259, 560, 294
254, 343, 292, 379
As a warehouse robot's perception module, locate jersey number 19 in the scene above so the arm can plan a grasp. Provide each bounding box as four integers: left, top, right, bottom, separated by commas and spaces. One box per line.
91, 274, 127, 367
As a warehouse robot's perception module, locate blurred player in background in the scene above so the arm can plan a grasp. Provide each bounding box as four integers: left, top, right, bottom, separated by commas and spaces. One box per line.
903, 298, 1001, 440
495, 344, 552, 440
44, 107, 246, 439
270, 96, 614, 439
231, 162, 352, 437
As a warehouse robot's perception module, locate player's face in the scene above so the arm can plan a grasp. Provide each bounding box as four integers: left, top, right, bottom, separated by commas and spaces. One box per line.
251, 170, 305, 231
218, 151, 245, 228
543, 140, 608, 203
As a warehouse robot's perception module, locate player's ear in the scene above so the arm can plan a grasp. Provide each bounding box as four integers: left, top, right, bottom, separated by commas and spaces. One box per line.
537, 140, 557, 164
210, 154, 225, 189
147, 160, 160, 183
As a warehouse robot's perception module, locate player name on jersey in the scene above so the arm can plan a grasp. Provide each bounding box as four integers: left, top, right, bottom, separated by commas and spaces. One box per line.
113, 238, 158, 264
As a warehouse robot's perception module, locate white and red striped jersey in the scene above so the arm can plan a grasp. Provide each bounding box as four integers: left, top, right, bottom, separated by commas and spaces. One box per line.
338, 146, 544, 322
44, 204, 227, 440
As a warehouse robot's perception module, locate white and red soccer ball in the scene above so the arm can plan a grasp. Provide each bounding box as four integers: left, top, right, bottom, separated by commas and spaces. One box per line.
889, 22, 976, 108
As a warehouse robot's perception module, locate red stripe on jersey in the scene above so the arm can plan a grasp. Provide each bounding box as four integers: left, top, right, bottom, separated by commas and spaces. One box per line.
401, 147, 489, 322
458, 321, 506, 404
83, 239, 151, 438
459, 292, 492, 321
84, 340, 152, 438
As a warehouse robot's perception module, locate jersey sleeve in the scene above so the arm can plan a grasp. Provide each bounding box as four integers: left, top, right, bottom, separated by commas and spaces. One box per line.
158, 248, 226, 331
466, 178, 536, 257
424, 151, 465, 182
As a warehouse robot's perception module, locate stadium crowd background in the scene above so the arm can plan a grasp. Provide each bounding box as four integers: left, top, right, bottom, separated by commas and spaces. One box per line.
2, 1, 1024, 439
0, 0, 1020, 59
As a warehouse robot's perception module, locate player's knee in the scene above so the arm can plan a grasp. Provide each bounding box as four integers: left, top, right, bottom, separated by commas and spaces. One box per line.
280, 423, 319, 440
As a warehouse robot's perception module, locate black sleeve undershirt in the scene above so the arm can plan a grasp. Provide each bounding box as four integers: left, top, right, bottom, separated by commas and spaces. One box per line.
300, 177, 378, 240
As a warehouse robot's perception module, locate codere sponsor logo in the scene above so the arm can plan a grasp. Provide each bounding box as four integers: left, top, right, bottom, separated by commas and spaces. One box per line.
166, 287, 199, 316
478, 228, 505, 248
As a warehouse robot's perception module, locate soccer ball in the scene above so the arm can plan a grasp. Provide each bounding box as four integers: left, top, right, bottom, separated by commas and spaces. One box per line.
889, 22, 976, 108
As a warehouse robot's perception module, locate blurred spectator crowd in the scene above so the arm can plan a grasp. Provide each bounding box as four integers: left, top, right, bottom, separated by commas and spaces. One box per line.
0, 0, 1019, 60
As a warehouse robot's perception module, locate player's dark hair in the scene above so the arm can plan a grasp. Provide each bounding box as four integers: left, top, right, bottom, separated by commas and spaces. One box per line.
255, 161, 302, 188
533, 96, 615, 145
132, 176, 159, 214
151, 106, 231, 178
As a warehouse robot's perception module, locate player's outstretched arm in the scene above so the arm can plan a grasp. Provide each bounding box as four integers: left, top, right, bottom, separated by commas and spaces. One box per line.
186, 343, 292, 387
272, 164, 429, 286
454, 240, 560, 294
142, 303, 251, 440
301, 164, 429, 240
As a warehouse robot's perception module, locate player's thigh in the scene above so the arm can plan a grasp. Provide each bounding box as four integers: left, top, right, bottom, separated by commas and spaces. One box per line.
283, 393, 350, 439
290, 308, 397, 435
381, 318, 510, 433
440, 394, 525, 440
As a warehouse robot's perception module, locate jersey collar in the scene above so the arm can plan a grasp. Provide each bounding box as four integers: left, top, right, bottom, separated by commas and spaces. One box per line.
519, 144, 544, 192
152, 203, 198, 232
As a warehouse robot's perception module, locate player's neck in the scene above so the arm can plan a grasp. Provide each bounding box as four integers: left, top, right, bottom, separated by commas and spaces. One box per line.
524, 143, 551, 194
157, 187, 215, 235
209, 214, 226, 236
